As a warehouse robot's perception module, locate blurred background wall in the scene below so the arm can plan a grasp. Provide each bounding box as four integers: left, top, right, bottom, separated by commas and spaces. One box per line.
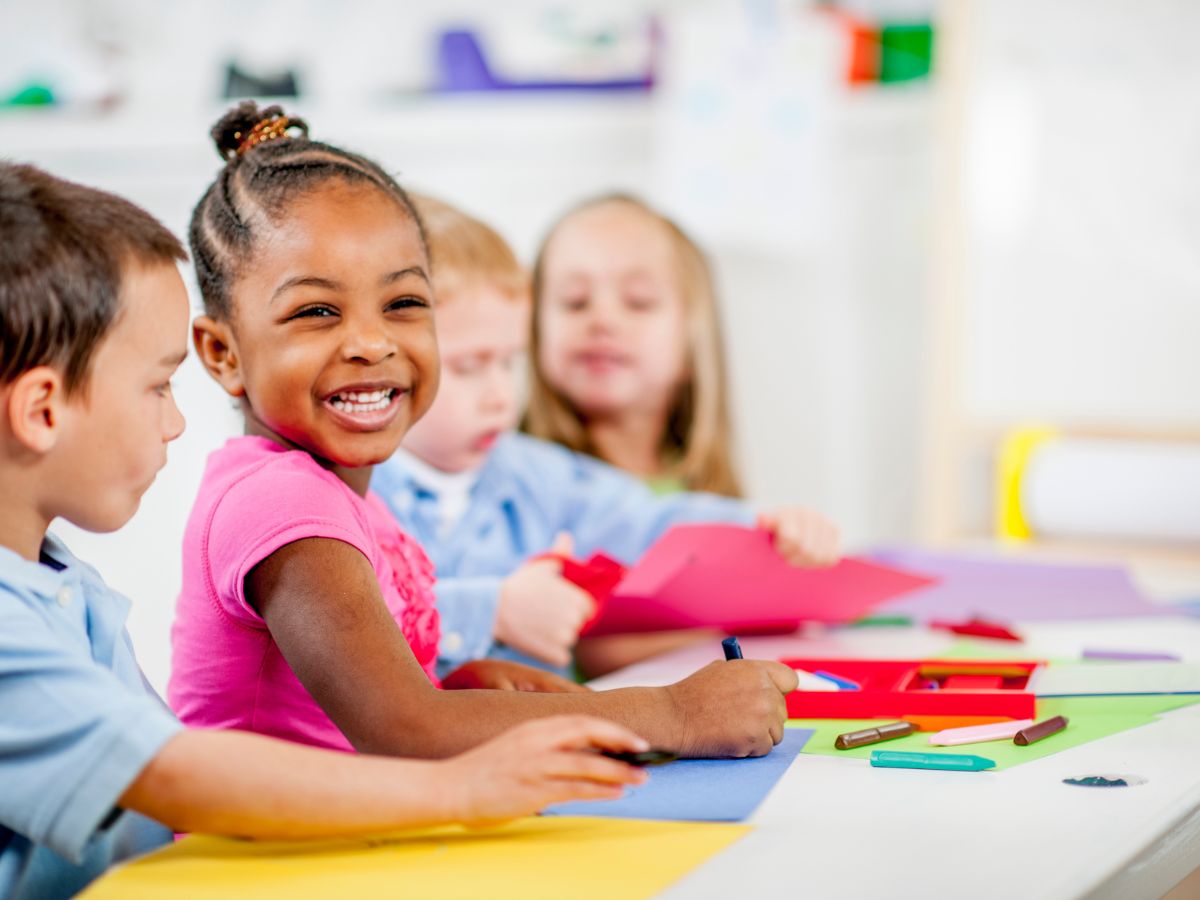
2, 0, 1197, 690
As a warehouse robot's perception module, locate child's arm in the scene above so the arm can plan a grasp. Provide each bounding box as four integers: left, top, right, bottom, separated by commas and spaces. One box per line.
248, 537, 796, 760
434, 538, 595, 671
121, 716, 647, 838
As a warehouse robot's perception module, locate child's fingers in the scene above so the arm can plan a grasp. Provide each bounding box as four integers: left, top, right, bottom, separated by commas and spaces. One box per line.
551, 531, 575, 557
545, 753, 649, 787
532, 714, 650, 755
546, 782, 628, 803
771, 512, 840, 567
527, 642, 572, 669
565, 588, 596, 628
763, 659, 801, 694
802, 520, 839, 566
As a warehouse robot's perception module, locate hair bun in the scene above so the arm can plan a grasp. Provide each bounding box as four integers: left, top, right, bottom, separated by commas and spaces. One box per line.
209, 101, 308, 162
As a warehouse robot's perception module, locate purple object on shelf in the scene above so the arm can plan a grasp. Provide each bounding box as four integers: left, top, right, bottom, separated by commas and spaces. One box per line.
867, 547, 1175, 622
435, 29, 654, 93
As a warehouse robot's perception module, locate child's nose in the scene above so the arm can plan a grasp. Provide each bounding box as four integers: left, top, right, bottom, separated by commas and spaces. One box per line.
584, 291, 621, 333
481, 367, 515, 413
342, 321, 395, 364
164, 394, 186, 442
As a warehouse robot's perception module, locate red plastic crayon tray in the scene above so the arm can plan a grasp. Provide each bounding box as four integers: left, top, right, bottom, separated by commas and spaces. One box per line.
782, 657, 1041, 719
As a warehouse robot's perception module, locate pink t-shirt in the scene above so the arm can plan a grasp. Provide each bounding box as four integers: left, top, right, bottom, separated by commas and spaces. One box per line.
169, 435, 441, 752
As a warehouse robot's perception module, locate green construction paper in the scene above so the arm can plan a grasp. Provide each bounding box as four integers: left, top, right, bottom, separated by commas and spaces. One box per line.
788, 694, 1199, 770
936, 639, 1043, 660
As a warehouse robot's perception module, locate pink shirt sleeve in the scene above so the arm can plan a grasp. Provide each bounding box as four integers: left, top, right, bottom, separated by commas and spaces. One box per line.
205, 457, 376, 627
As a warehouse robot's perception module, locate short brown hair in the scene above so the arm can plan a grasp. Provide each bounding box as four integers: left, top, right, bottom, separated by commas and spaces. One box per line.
410, 193, 527, 303
0, 163, 187, 392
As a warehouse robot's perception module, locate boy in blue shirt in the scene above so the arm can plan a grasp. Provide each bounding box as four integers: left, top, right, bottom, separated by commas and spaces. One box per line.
0, 163, 657, 900
373, 195, 841, 679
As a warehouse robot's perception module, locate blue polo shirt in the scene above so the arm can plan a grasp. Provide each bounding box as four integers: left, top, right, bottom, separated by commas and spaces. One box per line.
0, 536, 182, 900
372, 432, 753, 676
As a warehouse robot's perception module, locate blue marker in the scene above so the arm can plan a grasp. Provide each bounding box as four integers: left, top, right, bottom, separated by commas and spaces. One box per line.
870, 751, 995, 772
812, 670, 862, 691
722, 636, 743, 660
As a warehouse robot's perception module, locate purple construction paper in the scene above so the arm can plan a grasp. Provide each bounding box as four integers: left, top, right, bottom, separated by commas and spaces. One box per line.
867, 547, 1173, 622
1083, 649, 1182, 661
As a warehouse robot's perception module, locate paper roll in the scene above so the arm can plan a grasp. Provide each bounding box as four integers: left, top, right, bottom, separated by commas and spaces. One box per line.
1021, 439, 1200, 544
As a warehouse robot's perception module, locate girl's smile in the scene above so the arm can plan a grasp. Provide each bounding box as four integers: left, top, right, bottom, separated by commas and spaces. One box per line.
321, 381, 408, 431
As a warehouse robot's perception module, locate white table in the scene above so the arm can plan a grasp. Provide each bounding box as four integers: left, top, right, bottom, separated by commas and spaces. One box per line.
588, 618, 1200, 900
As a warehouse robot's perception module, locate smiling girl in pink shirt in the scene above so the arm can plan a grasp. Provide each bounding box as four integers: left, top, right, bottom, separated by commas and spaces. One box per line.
168, 101, 799, 761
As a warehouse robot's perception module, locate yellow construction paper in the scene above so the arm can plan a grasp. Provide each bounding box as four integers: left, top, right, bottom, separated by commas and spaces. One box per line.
82, 816, 749, 900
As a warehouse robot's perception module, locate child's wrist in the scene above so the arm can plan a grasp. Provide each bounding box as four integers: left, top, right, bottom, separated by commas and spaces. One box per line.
428, 758, 471, 824
657, 684, 689, 753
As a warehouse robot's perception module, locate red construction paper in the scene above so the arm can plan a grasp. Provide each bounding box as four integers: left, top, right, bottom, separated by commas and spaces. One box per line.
584, 524, 936, 636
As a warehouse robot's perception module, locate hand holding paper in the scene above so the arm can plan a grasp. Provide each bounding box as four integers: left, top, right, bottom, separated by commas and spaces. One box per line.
756, 506, 841, 567
496, 533, 595, 667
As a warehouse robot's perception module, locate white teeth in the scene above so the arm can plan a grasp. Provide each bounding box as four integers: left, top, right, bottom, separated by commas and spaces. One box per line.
329, 389, 395, 414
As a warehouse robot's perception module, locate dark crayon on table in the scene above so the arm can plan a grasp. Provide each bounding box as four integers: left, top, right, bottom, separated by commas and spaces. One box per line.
835, 721, 915, 750
1013, 715, 1068, 746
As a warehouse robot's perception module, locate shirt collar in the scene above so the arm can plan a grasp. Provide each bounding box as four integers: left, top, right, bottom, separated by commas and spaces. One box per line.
392, 448, 483, 499
0, 534, 74, 599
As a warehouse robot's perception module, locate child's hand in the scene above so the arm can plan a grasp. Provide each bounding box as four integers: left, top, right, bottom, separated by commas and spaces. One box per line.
756, 507, 840, 567
496, 533, 594, 668
665, 659, 798, 758
441, 716, 649, 827
442, 659, 591, 693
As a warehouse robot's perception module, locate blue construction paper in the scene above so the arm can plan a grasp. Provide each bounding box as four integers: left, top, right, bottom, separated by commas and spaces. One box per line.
544, 728, 813, 822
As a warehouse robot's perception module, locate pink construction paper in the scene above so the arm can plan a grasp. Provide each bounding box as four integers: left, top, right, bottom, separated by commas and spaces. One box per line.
585, 524, 937, 636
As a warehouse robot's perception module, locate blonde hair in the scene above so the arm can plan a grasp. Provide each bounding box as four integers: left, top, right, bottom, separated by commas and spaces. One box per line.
525, 194, 742, 498
409, 194, 527, 304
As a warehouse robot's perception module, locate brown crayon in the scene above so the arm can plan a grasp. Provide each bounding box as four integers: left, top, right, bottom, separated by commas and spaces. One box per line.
1013, 715, 1068, 746
834, 721, 915, 750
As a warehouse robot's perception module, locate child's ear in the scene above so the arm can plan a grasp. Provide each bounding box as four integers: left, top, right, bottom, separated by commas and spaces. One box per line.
5, 366, 66, 454
192, 316, 245, 397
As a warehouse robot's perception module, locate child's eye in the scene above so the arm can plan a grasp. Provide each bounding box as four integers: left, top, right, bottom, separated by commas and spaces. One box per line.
154, 381, 174, 397
559, 295, 588, 312
625, 295, 658, 311
387, 296, 429, 312
290, 305, 337, 320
